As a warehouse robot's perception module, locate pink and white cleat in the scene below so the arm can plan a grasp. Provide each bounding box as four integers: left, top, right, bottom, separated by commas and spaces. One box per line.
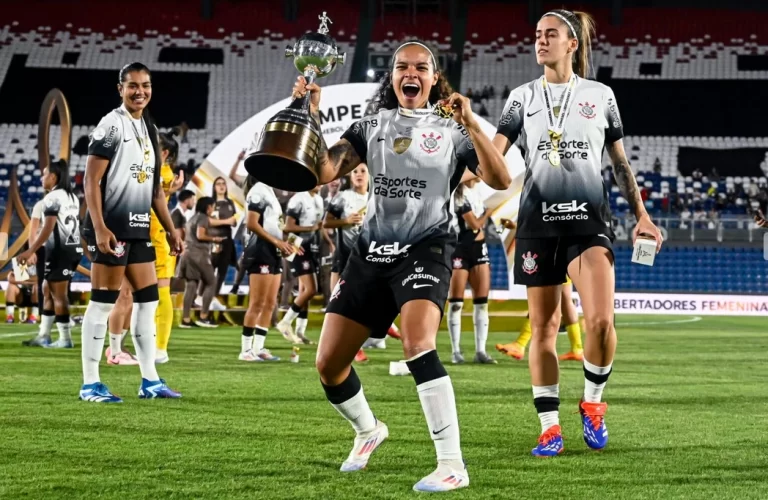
340, 420, 389, 472
106, 347, 139, 366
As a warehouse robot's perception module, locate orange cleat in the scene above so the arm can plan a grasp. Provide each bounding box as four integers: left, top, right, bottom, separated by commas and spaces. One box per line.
386, 324, 401, 340
495, 342, 525, 360
558, 350, 584, 362
354, 349, 369, 363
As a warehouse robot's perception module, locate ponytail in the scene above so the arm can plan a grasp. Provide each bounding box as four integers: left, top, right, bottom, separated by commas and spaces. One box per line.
543, 9, 596, 78
142, 107, 163, 190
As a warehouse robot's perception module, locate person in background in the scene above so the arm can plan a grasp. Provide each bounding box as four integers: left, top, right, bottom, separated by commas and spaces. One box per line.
204, 177, 237, 311
5, 270, 38, 324
172, 190, 196, 242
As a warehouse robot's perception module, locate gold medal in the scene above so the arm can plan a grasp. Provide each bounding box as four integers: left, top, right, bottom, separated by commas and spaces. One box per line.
548, 149, 561, 167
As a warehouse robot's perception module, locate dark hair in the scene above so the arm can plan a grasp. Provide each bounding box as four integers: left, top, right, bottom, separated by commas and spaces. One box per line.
159, 132, 179, 168
211, 176, 230, 200
178, 189, 195, 203
543, 10, 596, 78
369, 40, 453, 114
118, 62, 162, 186
47, 159, 73, 196
195, 196, 215, 214
243, 174, 258, 193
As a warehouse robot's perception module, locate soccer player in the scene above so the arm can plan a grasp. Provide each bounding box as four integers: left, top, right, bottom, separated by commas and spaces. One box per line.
239, 178, 300, 360
104, 281, 139, 365
277, 186, 325, 344
292, 40, 510, 491
5, 270, 38, 324
496, 277, 584, 362
493, 10, 662, 455
446, 177, 495, 364
17, 159, 83, 348
78, 62, 183, 402
179, 197, 225, 328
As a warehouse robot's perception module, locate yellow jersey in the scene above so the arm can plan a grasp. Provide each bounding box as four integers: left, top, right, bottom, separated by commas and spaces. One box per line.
149, 163, 175, 241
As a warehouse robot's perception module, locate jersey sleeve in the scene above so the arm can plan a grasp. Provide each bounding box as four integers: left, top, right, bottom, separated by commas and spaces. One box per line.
285, 195, 303, 221
42, 192, 61, 217
247, 188, 267, 213
455, 195, 472, 216
340, 116, 376, 163
31, 200, 45, 220
452, 124, 480, 174
326, 193, 345, 219
496, 85, 526, 144
88, 113, 122, 160
604, 87, 624, 144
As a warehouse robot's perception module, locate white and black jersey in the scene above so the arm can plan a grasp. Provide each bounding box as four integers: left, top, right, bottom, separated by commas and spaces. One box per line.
42, 189, 81, 252
244, 182, 283, 246
285, 191, 324, 251
454, 184, 486, 246
326, 189, 369, 255
497, 76, 622, 239
341, 106, 479, 264
83, 105, 158, 241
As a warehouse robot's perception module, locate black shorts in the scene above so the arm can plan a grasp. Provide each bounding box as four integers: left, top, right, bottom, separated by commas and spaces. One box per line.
84, 236, 156, 267
331, 246, 351, 274
451, 240, 490, 271
17, 286, 35, 307
44, 247, 82, 282
243, 240, 283, 276
290, 250, 318, 277
326, 241, 452, 338
514, 234, 614, 287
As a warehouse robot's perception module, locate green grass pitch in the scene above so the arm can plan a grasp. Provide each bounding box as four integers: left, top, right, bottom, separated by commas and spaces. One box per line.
1, 315, 767, 499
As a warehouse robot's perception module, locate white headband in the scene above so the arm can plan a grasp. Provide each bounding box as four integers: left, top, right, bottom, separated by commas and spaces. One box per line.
543, 11, 577, 39
393, 41, 437, 69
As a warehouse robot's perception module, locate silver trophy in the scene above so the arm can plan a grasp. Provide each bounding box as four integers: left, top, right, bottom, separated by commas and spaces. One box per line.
244, 12, 346, 191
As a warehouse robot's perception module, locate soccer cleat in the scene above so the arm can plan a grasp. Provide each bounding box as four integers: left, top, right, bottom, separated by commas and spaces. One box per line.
413, 462, 470, 492
22, 335, 51, 347
451, 352, 465, 364
255, 348, 280, 361
580, 400, 608, 450
559, 350, 584, 362
496, 342, 525, 360
27, 315, 38, 324
386, 325, 402, 340
354, 349, 369, 363
362, 337, 386, 349
532, 425, 564, 457
107, 350, 140, 366
276, 321, 301, 344
138, 378, 182, 399
155, 349, 170, 364
296, 334, 314, 345
340, 420, 389, 472
44, 339, 74, 349
239, 350, 261, 362
473, 352, 498, 364
79, 382, 123, 403
195, 318, 218, 328
6, 315, 14, 323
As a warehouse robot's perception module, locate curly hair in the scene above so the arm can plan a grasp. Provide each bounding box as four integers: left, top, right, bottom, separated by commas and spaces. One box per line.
368, 40, 453, 114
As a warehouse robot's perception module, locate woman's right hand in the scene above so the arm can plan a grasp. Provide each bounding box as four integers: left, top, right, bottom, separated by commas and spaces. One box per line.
275, 239, 296, 257
345, 213, 363, 226
292, 76, 321, 115
95, 225, 118, 255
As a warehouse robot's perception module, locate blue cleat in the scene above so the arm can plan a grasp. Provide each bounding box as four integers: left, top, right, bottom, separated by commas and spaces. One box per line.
44, 339, 74, 349
531, 425, 564, 457
138, 378, 182, 399
580, 400, 608, 450
80, 382, 123, 403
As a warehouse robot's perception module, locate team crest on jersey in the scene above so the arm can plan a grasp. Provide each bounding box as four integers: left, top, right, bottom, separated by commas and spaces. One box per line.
579, 102, 596, 119
259, 265, 270, 275
114, 241, 126, 258
330, 279, 345, 302
393, 137, 412, 154
420, 132, 442, 154
521, 251, 538, 275
302, 260, 311, 270
452, 258, 463, 269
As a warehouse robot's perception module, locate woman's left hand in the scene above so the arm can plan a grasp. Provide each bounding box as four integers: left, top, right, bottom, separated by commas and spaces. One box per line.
167, 231, 183, 256
169, 170, 185, 194
438, 93, 475, 127
633, 214, 664, 253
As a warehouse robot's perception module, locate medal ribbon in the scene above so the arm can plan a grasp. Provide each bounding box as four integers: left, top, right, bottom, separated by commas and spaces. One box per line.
541, 74, 578, 152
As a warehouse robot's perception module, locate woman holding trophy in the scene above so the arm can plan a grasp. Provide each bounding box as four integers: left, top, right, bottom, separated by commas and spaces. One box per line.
290, 40, 510, 492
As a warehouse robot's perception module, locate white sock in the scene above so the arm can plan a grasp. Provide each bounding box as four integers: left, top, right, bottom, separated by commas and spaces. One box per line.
241, 334, 253, 353
6, 305, 15, 317
281, 307, 300, 326
331, 387, 377, 434
533, 384, 560, 433
81, 301, 115, 385
389, 322, 399, 333
447, 301, 463, 354
416, 375, 463, 462
131, 300, 160, 381
109, 331, 123, 355
32, 307, 39, 317
473, 301, 489, 355
296, 318, 308, 336
39, 314, 54, 338
253, 326, 268, 351
584, 359, 613, 403
56, 321, 72, 342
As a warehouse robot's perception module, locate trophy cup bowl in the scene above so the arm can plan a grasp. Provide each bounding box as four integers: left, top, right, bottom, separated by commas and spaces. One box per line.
244, 18, 346, 192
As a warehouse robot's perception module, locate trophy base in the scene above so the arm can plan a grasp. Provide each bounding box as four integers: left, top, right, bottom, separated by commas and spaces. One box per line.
244, 152, 319, 192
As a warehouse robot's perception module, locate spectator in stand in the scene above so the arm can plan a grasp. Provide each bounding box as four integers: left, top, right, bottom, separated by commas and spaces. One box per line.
489, 85, 495, 98
466, 88, 474, 101
478, 103, 490, 118
501, 85, 510, 100
710, 167, 721, 182
653, 157, 662, 174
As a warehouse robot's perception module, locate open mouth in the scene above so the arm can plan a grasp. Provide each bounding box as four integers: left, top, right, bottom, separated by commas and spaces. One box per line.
402, 83, 420, 98
537, 49, 548, 55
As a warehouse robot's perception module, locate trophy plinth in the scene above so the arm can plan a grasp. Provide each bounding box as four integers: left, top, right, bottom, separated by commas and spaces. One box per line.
244, 12, 345, 191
